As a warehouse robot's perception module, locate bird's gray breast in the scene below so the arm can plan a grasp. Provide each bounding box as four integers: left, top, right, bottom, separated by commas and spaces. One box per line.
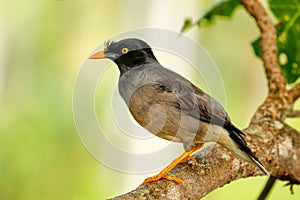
118, 65, 169, 105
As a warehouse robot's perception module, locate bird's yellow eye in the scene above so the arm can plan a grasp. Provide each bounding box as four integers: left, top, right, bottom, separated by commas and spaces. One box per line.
121, 47, 129, 54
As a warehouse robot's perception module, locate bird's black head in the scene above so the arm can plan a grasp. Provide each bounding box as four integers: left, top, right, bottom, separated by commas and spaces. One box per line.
90, 38, 158, 74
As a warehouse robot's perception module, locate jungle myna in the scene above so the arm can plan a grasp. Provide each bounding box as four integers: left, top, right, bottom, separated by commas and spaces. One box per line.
90, 38, 269, 185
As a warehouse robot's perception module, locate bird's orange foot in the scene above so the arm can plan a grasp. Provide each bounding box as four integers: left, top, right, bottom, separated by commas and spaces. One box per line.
141, 173, 185, 188
140, 145, 203, 188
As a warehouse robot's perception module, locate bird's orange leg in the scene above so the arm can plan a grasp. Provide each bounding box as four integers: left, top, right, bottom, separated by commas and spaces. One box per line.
141, 144, 203, 187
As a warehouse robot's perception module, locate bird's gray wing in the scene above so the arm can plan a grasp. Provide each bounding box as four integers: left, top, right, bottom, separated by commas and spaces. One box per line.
155, 78, 232, 129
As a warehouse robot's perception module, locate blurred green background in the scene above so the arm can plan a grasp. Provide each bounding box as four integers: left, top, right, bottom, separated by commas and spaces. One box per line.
0, 0, 299, 199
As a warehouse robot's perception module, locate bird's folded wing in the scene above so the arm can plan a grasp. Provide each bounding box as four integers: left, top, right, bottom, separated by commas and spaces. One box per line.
155, 79, 232, 129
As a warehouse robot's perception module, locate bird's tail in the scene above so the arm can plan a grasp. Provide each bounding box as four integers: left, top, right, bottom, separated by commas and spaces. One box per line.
221, 125, 270, 176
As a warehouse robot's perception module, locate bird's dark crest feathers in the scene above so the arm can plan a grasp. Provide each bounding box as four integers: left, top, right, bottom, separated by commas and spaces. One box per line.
104, 40, 116, 49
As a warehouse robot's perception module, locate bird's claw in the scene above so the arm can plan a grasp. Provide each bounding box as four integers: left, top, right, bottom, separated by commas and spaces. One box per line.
181, 155, 198, 165
140, 174, 186, 188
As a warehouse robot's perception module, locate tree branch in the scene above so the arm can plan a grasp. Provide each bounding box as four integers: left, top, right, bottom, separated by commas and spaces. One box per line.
240, 0, 286, 94
244, 0, 289, 121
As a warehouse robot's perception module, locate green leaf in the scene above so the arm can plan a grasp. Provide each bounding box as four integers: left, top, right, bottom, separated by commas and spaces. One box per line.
270, 0, 300, 20
196, 0, 241, 26
252, 0, 300, 83
180, 0, 241, 33
181, 18, 194, 33
251, 37, 262, 58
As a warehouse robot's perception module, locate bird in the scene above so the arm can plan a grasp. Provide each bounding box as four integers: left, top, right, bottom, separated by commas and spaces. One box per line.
89, 38, 269, 186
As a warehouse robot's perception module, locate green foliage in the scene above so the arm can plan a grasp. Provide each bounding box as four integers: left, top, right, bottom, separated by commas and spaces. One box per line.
181, 0, 240, 32
197, 0, 240, 25
181, 18, 194, 33
182, 0, 300, 84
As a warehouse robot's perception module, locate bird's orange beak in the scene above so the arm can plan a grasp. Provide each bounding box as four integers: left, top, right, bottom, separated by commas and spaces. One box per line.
89, 50, 106, 59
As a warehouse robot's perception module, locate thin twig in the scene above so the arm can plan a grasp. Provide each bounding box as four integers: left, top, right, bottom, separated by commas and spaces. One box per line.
257, 176, 277, 200
287, 109, 300, 118
288, 83, 300, 103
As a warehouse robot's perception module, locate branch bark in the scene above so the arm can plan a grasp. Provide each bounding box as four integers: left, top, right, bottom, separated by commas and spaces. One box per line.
288, 83, 300, 103
287, 109, 300, 118
240, 0, 286, 94
111, 0, 300, 199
